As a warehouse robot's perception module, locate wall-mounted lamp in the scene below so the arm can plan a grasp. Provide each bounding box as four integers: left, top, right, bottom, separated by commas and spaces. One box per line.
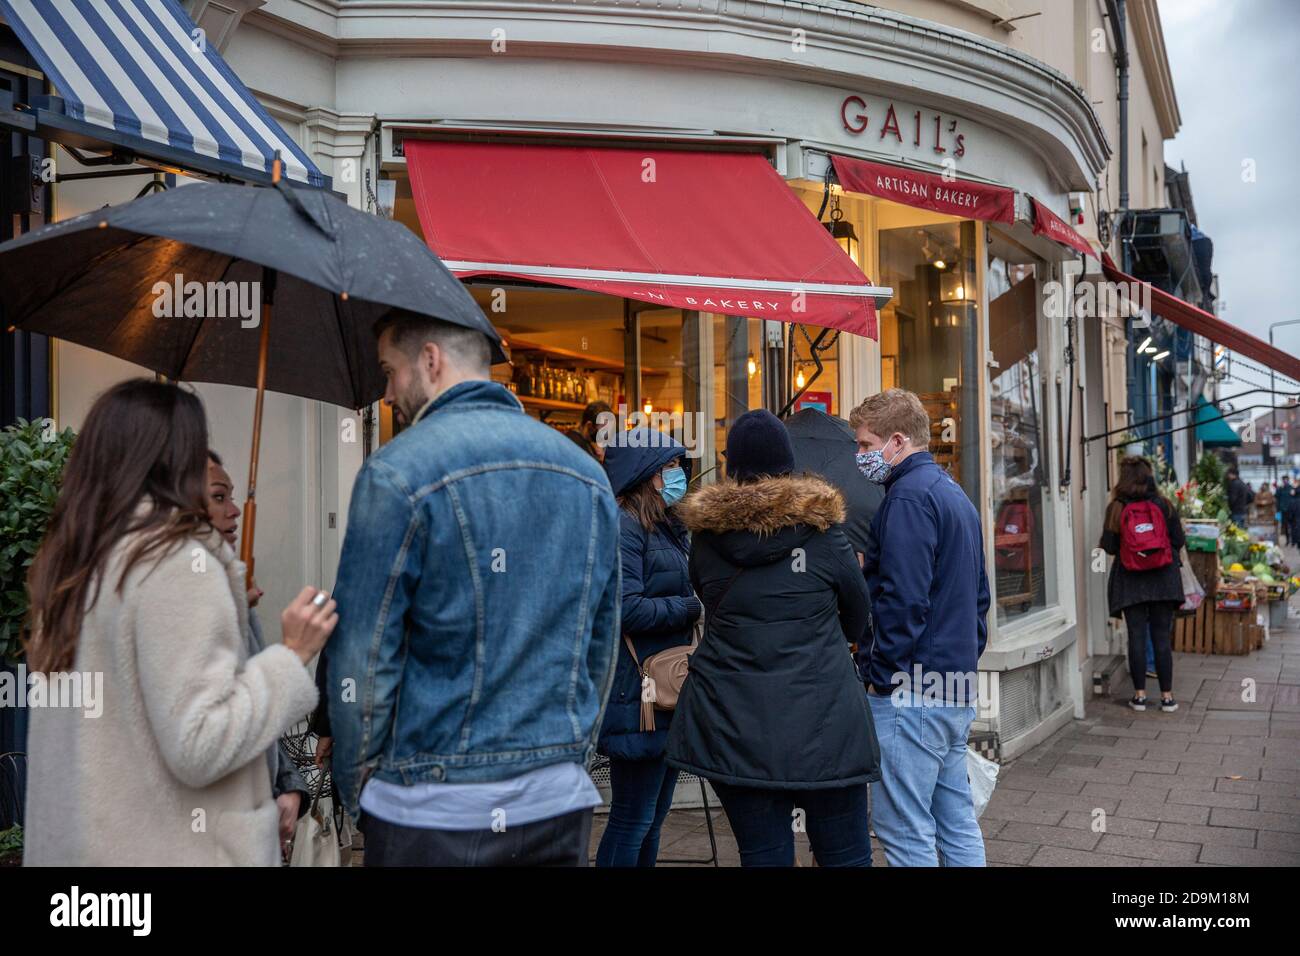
824, 194, 859, 266
747, 353, 757, 377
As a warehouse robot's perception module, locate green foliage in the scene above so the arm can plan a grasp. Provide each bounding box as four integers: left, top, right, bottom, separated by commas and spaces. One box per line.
0, 824, 21, 861
1192, 451, 1227, 490
0, 418, 76, 663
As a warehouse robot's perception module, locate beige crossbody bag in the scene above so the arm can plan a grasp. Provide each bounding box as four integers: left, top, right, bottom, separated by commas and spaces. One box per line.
623, 567, 744, 732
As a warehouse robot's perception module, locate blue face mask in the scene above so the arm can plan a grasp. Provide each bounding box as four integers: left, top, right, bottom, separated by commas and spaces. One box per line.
660, 465, 688, 506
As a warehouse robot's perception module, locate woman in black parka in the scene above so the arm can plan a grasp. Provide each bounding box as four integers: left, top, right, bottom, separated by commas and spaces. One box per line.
667, 410, 879, 867
595, 429, 701, 867
1100, 456, 1186, 714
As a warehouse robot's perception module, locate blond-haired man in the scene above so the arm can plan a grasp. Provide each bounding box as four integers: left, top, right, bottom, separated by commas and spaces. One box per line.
850, 388, 989, 867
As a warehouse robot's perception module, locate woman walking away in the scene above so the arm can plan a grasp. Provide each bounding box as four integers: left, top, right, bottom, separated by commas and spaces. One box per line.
23, 379, 336, 866
595, 430, 700, 867
667, 410, 879, 867
1100, 456, 1185, 714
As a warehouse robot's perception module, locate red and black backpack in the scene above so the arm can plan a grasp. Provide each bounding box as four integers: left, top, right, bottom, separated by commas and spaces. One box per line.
1118, 499, 1173, 571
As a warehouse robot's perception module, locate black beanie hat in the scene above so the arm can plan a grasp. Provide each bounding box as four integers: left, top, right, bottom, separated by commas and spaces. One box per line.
726, 409, 795, 483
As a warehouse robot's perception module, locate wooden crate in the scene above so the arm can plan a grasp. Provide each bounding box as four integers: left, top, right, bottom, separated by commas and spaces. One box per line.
1173, 600, 1215, 654
1186, 551, 1219, 592
1213, 612, 1259, 656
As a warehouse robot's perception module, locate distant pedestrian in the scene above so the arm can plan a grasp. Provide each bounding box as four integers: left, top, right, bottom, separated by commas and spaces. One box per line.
1225, 467, 1252, 527
668, 410, 878, 867
1277, 476, 1295, 546
569, 400, 614, 462
1100, 456, 1184, 713
595, 431, 699, 867
852, 388, 989, 867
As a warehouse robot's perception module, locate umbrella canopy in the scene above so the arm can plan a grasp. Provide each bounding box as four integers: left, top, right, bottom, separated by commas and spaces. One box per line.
0, 178, 505, 409
786, 407, 882, 555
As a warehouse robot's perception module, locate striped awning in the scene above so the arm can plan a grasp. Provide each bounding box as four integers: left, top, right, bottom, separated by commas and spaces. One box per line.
0, 0, 324, 187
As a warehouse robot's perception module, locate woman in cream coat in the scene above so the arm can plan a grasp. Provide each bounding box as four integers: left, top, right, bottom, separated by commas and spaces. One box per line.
22, 379, 336, 866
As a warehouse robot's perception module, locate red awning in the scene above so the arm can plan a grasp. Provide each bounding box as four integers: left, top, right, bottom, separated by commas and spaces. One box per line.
406, 141, 887, 338
1029, 197, 1095, 259
1101, 254, 1300, 382
831, 154, 1015, 224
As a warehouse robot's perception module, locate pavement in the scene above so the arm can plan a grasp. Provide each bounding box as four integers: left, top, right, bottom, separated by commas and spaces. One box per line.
590, 618, 1300, 867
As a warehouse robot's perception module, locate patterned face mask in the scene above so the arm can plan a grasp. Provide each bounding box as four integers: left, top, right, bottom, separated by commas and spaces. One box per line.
856, 440, 903, 484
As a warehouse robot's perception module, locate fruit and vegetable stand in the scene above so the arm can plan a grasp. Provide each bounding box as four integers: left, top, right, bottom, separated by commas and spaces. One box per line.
1166, 458, 1295, 656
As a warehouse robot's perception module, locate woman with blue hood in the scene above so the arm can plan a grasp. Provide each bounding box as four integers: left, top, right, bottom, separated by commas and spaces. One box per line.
595, 429, 701, 867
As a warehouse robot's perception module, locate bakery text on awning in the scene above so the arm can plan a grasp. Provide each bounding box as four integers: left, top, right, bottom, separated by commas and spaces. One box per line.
1101, 253, 1300, 383
1029, 196, 1095, 258
0, 0, 326, 188
831, 154, 1015, 224
405, 140, 891, 339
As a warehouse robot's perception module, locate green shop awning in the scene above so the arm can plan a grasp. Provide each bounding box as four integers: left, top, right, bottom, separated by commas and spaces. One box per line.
1196, 397, 1242, 447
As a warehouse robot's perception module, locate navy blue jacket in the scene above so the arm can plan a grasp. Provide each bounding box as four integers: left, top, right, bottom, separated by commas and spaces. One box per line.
861, 452, 990, 702
598, 434, 700, 761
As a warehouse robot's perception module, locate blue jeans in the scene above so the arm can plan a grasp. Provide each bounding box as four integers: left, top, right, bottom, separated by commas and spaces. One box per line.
594, 757, 678, 867
866, 692, 986, 867
710, 781, 872, 867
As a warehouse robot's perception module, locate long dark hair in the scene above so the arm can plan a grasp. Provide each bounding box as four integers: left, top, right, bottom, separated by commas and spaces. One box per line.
1105, 455, 1173, 534
25, 379, 212, 672
620, 478, 669, 533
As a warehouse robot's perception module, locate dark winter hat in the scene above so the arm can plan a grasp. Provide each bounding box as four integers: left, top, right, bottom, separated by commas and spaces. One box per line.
725, 409, 795, 483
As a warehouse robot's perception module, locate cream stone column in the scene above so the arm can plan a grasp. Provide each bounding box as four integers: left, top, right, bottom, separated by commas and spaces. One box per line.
302, 108, 379, 586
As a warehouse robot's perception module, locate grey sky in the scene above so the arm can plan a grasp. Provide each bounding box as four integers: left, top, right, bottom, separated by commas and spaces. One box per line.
1158, 0, 1300, 345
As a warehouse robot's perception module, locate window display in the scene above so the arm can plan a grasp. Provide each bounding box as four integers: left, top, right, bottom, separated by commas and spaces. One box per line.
987, 228, 1055, 622
877, 217, 980, 506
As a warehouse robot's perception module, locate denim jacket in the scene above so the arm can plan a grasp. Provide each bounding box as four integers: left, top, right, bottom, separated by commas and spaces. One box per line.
326, 379, 621, 817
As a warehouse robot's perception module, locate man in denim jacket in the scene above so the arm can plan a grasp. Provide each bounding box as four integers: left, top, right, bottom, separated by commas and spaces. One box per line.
323, 311, 621, 866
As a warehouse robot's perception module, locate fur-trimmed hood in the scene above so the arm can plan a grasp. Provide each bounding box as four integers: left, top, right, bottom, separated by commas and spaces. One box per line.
676, 474, 846, 536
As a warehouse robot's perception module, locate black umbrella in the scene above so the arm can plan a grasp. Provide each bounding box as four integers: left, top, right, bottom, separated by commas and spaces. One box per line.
0, 160, 503, 581
786, 407, 882, 555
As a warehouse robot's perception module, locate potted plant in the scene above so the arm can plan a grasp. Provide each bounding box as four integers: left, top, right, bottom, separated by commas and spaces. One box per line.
1, 417, 76, 665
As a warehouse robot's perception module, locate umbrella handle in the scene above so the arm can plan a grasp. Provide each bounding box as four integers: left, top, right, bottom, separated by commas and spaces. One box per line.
240, 269, 276, 590
241, 499, 257, 587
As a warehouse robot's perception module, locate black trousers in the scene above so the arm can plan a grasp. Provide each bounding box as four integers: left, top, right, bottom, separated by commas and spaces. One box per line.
1123, 602, 1175, 695
360, 807, 593, 867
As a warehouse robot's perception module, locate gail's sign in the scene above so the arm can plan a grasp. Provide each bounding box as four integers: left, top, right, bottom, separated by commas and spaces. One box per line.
840, 95, 967, 158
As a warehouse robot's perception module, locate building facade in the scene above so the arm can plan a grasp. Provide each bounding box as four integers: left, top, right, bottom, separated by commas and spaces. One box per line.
17, 0, 1202, 759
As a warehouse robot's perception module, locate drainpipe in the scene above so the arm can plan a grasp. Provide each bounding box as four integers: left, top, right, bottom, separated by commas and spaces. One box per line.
1106, 0, 1138, 442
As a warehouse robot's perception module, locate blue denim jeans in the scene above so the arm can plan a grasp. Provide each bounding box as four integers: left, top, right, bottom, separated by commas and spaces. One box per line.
866, 692, 986, 867
594, 757, 679, 867
710, 781, 872, 867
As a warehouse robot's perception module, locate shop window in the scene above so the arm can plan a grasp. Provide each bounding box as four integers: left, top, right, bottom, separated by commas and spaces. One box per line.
987, 229, 1056, 624
710, 315, 765, 482
789, 325, 841, 416
877, 218, 981, 506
